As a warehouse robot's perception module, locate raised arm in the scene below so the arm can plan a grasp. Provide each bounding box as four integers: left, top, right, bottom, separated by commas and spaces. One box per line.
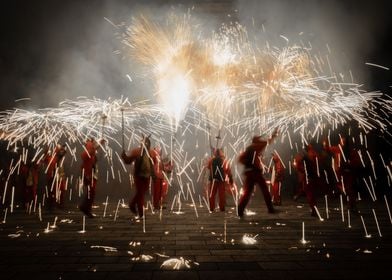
121, 148, 139, 165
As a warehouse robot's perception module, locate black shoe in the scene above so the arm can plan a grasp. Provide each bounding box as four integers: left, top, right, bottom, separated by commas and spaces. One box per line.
268, 207, 275, 214
349, 207, 359, 215
79, 206, 94, 218
129, 206, 137, 215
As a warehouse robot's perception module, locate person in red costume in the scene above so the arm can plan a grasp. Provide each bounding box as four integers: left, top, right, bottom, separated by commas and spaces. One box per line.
302, 143, 319, 217
152, 146, 173, 210
292, 151, 306, 201
237, 129, 278, 217
325, 136, 361, 212
270, 151, 285, 206
79, 138, 104, 218
121, 136, 157, 218
45, 144, 67, 210
208, 148, 233, 212
20, 156, 40, 210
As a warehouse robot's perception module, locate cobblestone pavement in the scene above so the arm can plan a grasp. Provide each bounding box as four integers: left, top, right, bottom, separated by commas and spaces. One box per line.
1, 193, 392, 280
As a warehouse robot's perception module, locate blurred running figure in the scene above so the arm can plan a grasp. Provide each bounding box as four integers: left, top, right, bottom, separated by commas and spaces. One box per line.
237, 129, 278, 217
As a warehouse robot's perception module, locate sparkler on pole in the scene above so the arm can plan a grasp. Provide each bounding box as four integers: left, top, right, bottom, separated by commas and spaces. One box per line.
360, 215, 371, 238
300, 221, 307, 244
121, 108, 125, 151
215, 129, 221, 150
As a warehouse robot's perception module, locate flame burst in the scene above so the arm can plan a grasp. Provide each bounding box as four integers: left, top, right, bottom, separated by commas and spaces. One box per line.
124, 12, 391, 135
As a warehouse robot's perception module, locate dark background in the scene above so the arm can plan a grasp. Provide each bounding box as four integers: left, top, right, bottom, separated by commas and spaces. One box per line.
0, 0, 391, 110
0, 0, 391, 201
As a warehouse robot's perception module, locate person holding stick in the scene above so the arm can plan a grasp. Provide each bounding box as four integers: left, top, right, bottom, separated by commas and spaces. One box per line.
152, 145, 173, 210
121, 136, 157, 219
79, 138, 104, 218
208, 148, 233, 212
45, 144, 67, 211
237, 129, 278, 217
270, 151, 285, 206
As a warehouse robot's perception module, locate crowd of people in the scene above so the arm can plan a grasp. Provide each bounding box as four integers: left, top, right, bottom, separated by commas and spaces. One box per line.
0, 130, 374, 220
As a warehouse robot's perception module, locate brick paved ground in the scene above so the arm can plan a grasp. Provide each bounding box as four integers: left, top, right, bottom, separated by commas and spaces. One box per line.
1, 192, 392, 280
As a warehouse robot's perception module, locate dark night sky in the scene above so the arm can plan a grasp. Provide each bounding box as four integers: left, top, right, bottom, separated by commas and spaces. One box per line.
0, 0, 391, 110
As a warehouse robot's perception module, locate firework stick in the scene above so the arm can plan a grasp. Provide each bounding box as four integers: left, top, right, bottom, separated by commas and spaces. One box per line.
121, 108, 125, 151
206, 123, 213, 156
101, 113, 107, 139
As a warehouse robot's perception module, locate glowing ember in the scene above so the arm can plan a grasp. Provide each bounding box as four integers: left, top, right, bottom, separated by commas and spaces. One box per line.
160, 257, 199, 270
90, 245, 118, 252
242, 234, 258, 245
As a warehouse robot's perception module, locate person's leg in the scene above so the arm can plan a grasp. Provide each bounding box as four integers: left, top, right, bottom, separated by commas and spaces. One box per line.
218, 181, 226, 211
209, 180, 217, 212
137, 177, 150, 217
237, 172, 254, 217
256, 174, 274, 213
153, 179, 161, 209
304, 180, 317, 216
344, 172, 357, 212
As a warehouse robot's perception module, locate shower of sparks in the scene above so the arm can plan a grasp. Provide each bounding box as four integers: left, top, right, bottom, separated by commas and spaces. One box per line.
90, 245, 118, 252
123, 12, 392, 135
0, 97, 168, 148
131, 254, 154, 262
0, 10, 391, 245
242, 234, 258, 245
160, 257, 199, 270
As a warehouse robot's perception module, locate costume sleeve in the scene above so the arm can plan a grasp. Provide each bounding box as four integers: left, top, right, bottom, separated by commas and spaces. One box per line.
122, 148, 139, 164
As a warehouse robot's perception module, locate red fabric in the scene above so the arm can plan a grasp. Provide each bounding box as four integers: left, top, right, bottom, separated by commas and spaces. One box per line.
208, 180, 226, 211
239, 147, 264, 170
45, 154, 58, 181
207, 155, 232, 211
271, 155, 284, 204
80, 141, 98, 214
122, 147, 157, 216
152, 149, 172, 209
207, 157, 233, 182
80, 177, 97, 213
238, 170, 273, 216
238, 139, 273, 215
81, 150, 97, 181
20, 163, 39, 205
130, 176, 150, 216
326, 145, 358, 209
153, 178, 168, 209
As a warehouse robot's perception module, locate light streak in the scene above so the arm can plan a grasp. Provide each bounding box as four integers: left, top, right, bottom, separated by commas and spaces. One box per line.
360, 215, 371, 238
372, 209, 382, 237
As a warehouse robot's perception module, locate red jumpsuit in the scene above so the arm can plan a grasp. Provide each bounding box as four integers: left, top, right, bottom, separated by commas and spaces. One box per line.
271, 153, 285, 205
208, 151, 233, 212
79, 141, 98, 217
122, 146, 156, 218
237, 135, 276, 217
328, 143, 360, 211
293, 152, 306, 200
152, 149, 173, 209
20, 162, 39, 208
45, 146, 67, 209
319, 142, 338, 196
302, 145, 318, 215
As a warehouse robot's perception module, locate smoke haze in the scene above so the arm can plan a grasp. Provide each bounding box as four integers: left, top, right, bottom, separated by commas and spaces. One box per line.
0, 0, 390, 110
